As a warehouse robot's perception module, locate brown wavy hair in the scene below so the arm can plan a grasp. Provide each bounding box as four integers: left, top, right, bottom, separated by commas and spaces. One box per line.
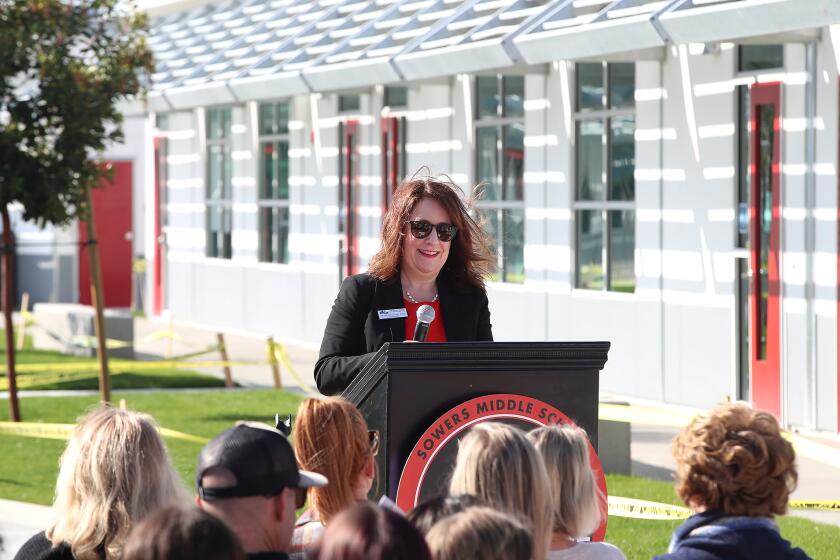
672, 402, 797, 517
367, 175, 494, 289
292, 398, 371, 523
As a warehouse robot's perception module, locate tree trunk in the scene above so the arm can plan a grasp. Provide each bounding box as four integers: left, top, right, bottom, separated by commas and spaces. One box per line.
84, 183, 110, 403
2, 204, 21, 422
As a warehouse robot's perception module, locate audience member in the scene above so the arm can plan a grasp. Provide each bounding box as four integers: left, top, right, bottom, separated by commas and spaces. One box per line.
425, 506, 532, 560
196, 422, 327, 560
121, 506, 244, 560
14, 406, 188, 560
655, 402, 811, 560
309, 502, 431, 560
449, 422, 553, 560
406, 494, 485, 535
290, 398, 377, 559
529, 425, 625, 560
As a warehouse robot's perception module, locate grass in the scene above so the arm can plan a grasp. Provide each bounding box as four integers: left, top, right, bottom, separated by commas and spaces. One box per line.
604, 474, 840, 559
0, 390, 303, 504
1, 392, 837, 559
0, 330, 226, 391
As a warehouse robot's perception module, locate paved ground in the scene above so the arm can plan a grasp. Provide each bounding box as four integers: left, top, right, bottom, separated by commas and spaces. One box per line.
2, 316, 840, 558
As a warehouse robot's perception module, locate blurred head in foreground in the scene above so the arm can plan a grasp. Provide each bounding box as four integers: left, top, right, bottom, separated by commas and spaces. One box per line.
425, 506, 533, 560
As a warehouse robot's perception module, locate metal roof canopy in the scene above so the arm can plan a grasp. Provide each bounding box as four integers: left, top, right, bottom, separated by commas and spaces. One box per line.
658, 0, 840, 44
146, 0, 840, 109
393, 0, 553, 80
300, 0, 446, 91
514, 0, 670, 65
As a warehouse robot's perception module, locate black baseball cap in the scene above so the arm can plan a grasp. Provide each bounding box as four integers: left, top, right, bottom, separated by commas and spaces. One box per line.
196, 422, 327, 501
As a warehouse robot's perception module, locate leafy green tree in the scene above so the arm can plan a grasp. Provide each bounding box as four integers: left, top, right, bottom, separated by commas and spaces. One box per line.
0, 0, 152, 420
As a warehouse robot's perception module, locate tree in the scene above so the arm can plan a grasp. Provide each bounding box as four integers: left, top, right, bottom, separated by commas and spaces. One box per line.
0, 0, 152, 419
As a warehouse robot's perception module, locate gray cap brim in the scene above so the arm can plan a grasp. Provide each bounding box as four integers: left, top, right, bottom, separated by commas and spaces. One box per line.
299, 470, 328, 488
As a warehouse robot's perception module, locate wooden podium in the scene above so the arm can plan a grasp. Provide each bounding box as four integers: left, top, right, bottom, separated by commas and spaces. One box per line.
342, 341, 610, 508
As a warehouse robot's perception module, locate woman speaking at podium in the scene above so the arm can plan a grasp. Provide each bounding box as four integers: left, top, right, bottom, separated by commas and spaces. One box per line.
315, 176, 495, 395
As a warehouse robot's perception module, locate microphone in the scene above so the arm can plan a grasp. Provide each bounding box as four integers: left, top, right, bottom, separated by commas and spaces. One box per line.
412, 304, 436, 342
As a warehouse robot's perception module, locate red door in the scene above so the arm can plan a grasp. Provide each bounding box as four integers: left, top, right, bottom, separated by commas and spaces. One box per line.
79, 161, 133, 308
749, 83, 782, 417
381, 116, 406, 214
339, 121, 359, 277
153, 138, 166, 315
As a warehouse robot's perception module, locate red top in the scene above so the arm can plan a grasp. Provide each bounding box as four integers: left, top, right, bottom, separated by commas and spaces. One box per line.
403, 298, 447, 342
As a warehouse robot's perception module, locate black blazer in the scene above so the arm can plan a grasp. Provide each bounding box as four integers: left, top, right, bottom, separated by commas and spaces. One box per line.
315, 273, 493, 395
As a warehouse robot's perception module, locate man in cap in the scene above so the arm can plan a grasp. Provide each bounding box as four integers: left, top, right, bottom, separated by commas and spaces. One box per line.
196, 422, 327, 560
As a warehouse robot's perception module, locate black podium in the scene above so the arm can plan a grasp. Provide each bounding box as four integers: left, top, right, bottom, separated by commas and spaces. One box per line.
342, 341, 610, 509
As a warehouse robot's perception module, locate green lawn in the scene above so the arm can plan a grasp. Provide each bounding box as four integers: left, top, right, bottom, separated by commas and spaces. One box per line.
0, 390, 303, 504
1, 391, 837, 559
0, 330, 225, 391
605, 474, 840, 559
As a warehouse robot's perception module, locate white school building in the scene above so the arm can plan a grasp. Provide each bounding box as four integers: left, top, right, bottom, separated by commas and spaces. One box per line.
18, 0, 840, 432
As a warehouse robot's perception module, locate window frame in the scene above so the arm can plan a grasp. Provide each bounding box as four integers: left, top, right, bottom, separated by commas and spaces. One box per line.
257, 101, 292, 265
474, 74, 526, 284
205, 106, 234, 260
572, 62, 636, 293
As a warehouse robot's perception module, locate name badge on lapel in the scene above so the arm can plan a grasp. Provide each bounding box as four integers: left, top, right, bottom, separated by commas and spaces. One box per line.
378, 308, 408, 320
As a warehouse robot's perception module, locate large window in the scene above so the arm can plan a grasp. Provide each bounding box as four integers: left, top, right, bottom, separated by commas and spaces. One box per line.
475, 75, 525, 283
206, 108, 233, 259
258, 102, 290, 264
574, 63, 635, 292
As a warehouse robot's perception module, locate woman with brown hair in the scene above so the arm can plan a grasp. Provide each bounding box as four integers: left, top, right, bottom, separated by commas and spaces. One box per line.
309, 502, 431, 560
290, 398, 379, 559
655, 402, 811, 560
122, 506, 244, 560
314, 174, 495, 395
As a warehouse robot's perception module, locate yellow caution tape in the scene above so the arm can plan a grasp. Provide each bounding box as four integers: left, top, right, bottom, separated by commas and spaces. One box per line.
606, 496, 840, 519
0, 421, 207, 444
789, 500, 840, 511
608, 496, 690, 520
10, 359, 254, 374
0, 421, 74, 441
141, 330, 182, 343
272, 344, 318, 397
158, 427, 209, 444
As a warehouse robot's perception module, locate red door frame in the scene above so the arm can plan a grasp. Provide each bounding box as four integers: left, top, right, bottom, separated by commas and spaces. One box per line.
381, 116, 404, 214
79, 160, 133, 308
341, 121, 359, 277
749, 82, 782, 417
152, 137, 166, 315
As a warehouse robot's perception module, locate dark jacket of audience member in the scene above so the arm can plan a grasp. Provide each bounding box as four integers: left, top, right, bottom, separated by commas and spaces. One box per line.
309, 502, 431, 560
657, 510, 810, 560
121, 506, 244, 560
655, 402, 811, 560
14, 407, 188, 560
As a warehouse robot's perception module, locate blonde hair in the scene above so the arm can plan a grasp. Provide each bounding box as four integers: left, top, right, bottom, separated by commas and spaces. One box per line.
426, 506, 532, 560
673, 402, 797, 516
528, 424, 603, 538
449, 422, 552, 560
292, 398, 371, 523
47, 406, 187, 560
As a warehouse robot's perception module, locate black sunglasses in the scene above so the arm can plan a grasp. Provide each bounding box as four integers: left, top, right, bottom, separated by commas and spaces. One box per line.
407, 220, 458, 242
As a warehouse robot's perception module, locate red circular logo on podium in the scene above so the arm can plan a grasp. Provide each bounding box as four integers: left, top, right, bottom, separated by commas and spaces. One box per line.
396, 393, 608, 541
